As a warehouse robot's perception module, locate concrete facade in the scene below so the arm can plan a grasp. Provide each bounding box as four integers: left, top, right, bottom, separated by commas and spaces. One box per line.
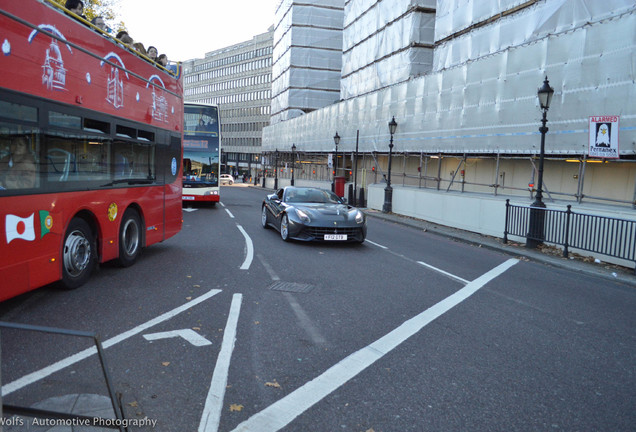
183, 30, 274, 175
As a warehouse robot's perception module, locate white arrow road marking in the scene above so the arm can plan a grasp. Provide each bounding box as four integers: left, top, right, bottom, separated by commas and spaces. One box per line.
143, 329, 212, 346
230, 259, 519, 432
2, 289, 222, 397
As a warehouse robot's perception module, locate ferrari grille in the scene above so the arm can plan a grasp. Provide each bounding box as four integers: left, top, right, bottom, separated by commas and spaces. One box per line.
305, 227, 361, 237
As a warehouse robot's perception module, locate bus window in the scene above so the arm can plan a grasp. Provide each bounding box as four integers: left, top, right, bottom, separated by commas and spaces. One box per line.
45, 136, 111, 183
0, 135, 38, 191
113, 140, 155, 180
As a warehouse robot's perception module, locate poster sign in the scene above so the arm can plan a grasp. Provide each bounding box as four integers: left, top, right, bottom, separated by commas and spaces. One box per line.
589, 116, 619, 159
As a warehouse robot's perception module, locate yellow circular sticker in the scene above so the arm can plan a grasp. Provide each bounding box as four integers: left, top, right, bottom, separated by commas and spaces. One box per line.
44, 214, 53, 230
108, 203, 118, 222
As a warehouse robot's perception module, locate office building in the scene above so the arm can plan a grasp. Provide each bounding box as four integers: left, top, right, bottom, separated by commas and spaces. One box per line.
183, 29, 274, 177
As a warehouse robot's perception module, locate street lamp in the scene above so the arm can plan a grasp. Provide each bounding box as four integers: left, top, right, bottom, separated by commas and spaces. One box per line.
527, 76, 554, 248
274, 148, 279, 190
332, 132, 340, 192
291, 143, 296, 186
382, 117, 398, 213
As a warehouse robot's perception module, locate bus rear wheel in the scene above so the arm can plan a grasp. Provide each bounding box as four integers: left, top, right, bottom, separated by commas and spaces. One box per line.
61, 217, 96, 290
117, 208, 143, 267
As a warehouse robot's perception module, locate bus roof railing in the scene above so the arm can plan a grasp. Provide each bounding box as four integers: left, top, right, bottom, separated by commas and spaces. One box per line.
43, 0, 180, 77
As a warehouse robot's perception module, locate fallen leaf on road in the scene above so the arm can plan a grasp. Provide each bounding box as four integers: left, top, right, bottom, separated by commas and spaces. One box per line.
162, 362, 170, 367
230, 404, 243, 412
265, 380, 281, 388
128, 401, 138, 407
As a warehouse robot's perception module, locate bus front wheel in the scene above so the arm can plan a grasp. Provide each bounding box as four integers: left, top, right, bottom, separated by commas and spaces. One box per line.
61, 217, 96, 290
117, 208, 143, 267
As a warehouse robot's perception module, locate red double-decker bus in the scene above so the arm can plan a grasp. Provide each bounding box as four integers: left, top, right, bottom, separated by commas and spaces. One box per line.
0, 0, 184, 301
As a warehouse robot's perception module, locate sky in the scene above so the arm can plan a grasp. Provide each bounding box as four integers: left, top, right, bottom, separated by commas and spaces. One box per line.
118, 0, 280, 63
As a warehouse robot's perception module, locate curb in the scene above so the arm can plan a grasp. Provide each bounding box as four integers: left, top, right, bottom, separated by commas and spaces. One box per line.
363, 209, 636, 287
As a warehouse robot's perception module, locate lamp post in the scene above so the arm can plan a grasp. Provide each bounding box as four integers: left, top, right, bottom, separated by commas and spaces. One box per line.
291, 143, 296, 186
332, 132, 340, 192
274, 149, 279, 190
382, 117, 398, 213
527, 76, 554, 248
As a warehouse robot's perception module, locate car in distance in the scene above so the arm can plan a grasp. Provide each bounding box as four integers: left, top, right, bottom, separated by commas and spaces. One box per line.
261, 186, 366, 243
220, 174, 234, 185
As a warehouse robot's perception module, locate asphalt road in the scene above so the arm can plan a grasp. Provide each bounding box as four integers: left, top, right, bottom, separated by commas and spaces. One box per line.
1, 185, 634, 431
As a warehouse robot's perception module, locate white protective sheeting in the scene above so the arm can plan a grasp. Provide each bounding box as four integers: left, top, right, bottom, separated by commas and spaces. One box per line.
434, 0, 636, 71
272, 47, 343, 82
342, 0, 436, 99
435, 0, 533, 41
341, 47, 434, 99
271, 0, 345, 124
272, 65, 342, 97
263, 3, 636, 156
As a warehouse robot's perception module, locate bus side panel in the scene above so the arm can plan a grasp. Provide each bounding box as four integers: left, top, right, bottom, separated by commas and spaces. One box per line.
138, 186, 168, 247
0, 263, 34, 301
158, 133, 183, 243
164, 182, 183, 241
0, 197, 65, 298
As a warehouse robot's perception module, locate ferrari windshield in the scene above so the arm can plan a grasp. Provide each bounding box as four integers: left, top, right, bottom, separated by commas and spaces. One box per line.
284, 188, 341, 204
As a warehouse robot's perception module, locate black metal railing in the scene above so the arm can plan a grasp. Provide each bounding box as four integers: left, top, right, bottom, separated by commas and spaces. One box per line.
504, 199, 636, 272
0, 321, 127, 431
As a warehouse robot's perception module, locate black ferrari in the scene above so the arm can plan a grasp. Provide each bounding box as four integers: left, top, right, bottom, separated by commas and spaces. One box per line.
261, 186, 367, 243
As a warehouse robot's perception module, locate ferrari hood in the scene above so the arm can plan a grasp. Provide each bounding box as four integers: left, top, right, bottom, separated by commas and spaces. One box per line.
296, 203, 348, 215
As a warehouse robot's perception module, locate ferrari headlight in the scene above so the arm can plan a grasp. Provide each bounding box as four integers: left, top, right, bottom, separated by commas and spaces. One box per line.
296, 209, 311, 223
354, 210, 364, 224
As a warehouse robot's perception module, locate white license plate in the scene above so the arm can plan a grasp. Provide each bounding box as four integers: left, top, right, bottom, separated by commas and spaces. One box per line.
182, 196, 195, 200
324, 234, 347, 241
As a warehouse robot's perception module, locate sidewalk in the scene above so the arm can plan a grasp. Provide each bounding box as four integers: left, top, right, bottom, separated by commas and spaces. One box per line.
364, 209, 636, 287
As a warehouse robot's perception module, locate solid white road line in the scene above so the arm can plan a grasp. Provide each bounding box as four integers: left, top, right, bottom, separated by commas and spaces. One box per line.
366, 240, 388, 249
2, 289, 223, 397
257, 254, 280, 281
284, 293, 327, 346
237, 225, 254, 270
198, 293, 243, 432
417, 261, 470, 285
230, 259, 519, 432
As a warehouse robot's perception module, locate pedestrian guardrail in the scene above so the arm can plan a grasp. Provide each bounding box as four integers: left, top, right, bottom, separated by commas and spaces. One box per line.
0, 321, 127, 431
503, 199, 636, 272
